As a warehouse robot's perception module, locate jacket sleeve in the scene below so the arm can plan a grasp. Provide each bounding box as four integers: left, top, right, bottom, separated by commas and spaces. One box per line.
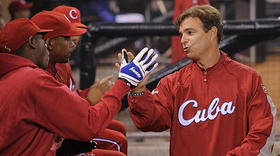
30, 73, 130, 142
76, 88, 89, 98
226, 75, 275, 156
128, 77, 174, 132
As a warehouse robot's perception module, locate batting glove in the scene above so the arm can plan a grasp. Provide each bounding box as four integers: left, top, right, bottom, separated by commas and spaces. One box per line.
118, 47, 158, 87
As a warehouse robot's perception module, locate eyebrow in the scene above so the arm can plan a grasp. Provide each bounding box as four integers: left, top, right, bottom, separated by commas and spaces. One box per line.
179, 27, 196, 33
184, 28, 196, 31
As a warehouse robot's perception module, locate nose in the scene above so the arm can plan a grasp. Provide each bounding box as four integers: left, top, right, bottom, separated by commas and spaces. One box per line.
69, 40, 75, 50
181, 34, 189, 45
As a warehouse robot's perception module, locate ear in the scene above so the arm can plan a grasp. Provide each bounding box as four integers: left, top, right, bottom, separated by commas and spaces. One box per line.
210, 26, 218, 41
46, 38, 53, 51
27, 36, 37, 49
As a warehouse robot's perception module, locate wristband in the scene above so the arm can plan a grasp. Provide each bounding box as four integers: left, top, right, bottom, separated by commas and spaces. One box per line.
130, 90, 145, 97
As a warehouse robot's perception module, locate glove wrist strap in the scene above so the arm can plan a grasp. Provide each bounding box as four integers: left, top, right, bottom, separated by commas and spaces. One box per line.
118, 78, 133, 88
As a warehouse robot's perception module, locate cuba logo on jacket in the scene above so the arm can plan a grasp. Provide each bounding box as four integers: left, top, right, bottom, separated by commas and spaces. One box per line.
178, 97, 235, 126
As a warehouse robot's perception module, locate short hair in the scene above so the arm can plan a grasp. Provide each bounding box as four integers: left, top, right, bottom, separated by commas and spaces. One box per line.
175, 5, 223, 43
14, 44, 25, 56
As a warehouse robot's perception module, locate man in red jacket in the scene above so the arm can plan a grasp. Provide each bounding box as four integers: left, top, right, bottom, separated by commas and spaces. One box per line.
126, 5, 276, 156
0, 15, 158, 156
39, 5, 128, 155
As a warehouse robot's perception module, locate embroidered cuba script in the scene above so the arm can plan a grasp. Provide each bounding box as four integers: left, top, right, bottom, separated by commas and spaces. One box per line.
178, 97, 235, 126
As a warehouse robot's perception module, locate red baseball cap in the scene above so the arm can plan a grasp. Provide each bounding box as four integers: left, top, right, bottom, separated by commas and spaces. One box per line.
31, 11, 87, 40
8, 0, 33, 15
53, 5, 88, 28
0, 18, 53, 53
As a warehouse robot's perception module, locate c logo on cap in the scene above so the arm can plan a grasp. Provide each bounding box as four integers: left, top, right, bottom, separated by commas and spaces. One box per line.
69, 9, 78, 20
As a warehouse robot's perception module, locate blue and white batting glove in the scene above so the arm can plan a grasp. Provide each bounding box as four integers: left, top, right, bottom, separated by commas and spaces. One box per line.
118, 47, 158, 88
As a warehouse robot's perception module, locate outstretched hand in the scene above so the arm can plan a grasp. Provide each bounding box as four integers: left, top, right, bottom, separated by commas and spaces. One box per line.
115, 49, 134, 72
116, 48, 158, 90
87, 75, 114, 105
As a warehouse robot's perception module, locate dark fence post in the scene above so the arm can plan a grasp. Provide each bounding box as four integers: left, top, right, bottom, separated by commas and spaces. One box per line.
79, 32, 97, 89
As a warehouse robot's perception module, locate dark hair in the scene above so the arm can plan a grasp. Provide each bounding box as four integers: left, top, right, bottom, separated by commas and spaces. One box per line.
14, 44, 25, 56
175, 5, 223, 43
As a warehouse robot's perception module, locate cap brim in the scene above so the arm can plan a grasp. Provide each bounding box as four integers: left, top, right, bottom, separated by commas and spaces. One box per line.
62, 25, 87, 37
73, 22, 88, 28
38, 28, 54, 33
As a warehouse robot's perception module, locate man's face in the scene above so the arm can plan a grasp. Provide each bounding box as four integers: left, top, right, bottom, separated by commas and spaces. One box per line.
70, 36, 81, 52
49, 36, 73, 63
179, 17, 213, 61
33, 34, 49, 69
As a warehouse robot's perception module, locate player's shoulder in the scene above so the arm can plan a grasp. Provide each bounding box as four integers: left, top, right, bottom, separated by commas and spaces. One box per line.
18, 66, 57, 85
224, 56, 260, 78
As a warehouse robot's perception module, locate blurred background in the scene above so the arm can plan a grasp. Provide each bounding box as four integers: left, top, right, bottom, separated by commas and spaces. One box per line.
1, 0, 280, 155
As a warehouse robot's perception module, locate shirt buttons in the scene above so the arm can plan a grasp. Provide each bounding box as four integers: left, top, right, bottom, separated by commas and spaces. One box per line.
204, 79, 207, 82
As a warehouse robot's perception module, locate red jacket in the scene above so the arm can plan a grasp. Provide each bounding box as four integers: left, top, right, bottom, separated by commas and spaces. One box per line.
128, 52, 274, 156
47, 62, 89, 97
0, 53, 129, 156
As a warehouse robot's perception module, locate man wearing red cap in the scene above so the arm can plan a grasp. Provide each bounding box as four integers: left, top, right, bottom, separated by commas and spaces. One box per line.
52, 5, 128, 155
0, 13, 158, 155
8, 0, 33, 20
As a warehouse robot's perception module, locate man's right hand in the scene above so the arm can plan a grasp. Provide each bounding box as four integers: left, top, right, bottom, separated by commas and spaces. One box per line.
87, 75, 113, 105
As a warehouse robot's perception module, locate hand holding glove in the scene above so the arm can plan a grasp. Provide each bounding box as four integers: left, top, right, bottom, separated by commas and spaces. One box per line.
118, 47, 158, 87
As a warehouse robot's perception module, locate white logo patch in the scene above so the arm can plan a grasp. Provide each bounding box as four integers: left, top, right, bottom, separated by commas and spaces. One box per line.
151, 90, 158, 95
178, 97, 235, 126
129, 67, 141, 78
69, 9, 78, 19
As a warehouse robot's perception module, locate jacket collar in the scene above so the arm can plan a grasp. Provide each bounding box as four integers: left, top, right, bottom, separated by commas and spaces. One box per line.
191, 51, 228, 73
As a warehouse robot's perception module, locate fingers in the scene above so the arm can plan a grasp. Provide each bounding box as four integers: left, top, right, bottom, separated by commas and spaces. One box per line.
118, 49, 134, 63
140, 49, 154, 66
142, 52, 158, 71
146, 62, 158, 73
100, 75, 114, 84
127, 52, 134, 62
134, 47, 149, 62
122, 49, 129, 63
117, 53, 122, 63
115, 63, 120, 71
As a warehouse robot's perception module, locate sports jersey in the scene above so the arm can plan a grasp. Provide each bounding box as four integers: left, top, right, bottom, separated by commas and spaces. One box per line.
0, 53, 129, 155
128, 52, 275, 156
48, 62, 89, 97
47, 62, 128, 154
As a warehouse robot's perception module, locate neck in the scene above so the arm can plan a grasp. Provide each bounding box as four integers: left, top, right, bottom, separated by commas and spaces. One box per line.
49, 60, 56, 66
21, 49, 38, 66
196, 48, 221, 70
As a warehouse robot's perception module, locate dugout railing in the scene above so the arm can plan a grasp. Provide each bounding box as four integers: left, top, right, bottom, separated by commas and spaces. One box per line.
80, 18, 280, 93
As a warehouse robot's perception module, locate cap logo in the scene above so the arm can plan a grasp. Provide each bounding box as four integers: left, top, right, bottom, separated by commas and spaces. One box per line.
63, 14, 71, 23
4, 45, 11, 52
69, 9, 78, 20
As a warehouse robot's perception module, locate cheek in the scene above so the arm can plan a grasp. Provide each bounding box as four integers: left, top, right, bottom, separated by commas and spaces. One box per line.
63, 42, 70, 53
192, 34, 206, 46
55, 42, 69, 55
